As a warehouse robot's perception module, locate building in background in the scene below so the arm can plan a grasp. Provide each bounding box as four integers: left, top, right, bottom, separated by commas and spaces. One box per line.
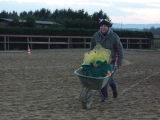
0, 18, 61, 27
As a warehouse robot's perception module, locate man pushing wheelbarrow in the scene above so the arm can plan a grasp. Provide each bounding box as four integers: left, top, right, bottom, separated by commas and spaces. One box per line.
74, 18, 124, 109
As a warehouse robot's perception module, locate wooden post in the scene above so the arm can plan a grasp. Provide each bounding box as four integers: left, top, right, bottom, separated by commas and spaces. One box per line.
139, 39, 142, 49
7, 37, 9, 50
4, 36, 6, 50
68, 38, 72, 49
30, 37, 32, 49
127, 39, 128, 49
48, 38, 50, 49
84, 38, 86, 48
27, 37, 29, 49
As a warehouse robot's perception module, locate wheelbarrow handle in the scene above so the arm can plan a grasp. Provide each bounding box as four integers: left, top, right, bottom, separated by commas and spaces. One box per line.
110, 67, 117, 78
114, 67, 117, 72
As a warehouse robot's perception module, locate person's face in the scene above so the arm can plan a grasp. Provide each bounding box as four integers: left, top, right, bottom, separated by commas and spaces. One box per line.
100, 24, 108, 34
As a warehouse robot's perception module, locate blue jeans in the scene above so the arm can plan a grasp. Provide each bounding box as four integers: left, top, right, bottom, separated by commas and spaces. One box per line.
100, 61, 117, 100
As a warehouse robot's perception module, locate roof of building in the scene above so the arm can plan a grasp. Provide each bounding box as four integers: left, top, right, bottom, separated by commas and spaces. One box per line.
0, 18, 61, 25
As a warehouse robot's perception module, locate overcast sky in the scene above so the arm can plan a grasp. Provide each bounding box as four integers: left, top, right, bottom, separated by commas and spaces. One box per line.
0, 0, 160, 24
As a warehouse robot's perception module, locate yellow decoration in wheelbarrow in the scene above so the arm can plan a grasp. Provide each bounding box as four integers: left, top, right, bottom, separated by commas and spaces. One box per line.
80, 44, 112, 77
83, 44, 112, 64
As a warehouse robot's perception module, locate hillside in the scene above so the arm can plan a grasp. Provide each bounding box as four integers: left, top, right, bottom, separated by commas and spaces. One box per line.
112, 23, 160, 29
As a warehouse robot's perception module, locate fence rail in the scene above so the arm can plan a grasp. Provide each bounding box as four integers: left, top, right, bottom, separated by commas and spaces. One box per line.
0, 34, 154, 50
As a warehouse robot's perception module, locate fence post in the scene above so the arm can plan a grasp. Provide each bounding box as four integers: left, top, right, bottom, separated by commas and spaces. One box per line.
4, 36, 6, 50
68, 38, 72, 49
30, 37, 33, 49
48, 38, 50, 49
27, 37, 29, 49
84, 38, 86, 48
127, 39, 128, 49
139, 39, 142, 49
7, 37, 9, 50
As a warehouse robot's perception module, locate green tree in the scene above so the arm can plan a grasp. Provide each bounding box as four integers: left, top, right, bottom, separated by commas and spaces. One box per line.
25, 16, 35, 27
51, 9, 59, 20
28, 11, 33, 16
39, 8, 51, 20
0, 8, 112, 29
33, 10, 40, 19
92, 9, 109, 21
0, 10, 8, 18
19, 11, 28, 18
11, 17, 19, 27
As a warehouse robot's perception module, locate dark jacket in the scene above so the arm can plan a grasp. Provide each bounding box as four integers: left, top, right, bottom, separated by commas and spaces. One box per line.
90, 28, 124, 66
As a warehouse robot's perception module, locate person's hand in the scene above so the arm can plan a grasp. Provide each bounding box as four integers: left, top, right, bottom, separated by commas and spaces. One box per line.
116, 56, 118, 62
117, 65, 121, 69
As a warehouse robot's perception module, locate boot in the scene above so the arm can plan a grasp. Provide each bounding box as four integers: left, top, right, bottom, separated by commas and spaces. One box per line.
113, 91, 118, 98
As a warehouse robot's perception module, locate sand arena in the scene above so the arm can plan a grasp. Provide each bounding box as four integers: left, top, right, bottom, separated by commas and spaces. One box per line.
0, 49, 160, 120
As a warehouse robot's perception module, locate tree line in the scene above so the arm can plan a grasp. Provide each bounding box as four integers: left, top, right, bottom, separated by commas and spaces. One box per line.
0, 8, 160, 37
143, 27, 160, 37
0, 8, 110, 29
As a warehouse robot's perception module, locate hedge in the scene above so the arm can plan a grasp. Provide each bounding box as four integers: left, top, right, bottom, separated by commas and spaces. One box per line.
0, 27, 153, 38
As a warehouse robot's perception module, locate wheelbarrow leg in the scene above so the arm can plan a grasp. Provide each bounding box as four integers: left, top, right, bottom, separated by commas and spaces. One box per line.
80, 87, 92, 109
99, 85, 108, 101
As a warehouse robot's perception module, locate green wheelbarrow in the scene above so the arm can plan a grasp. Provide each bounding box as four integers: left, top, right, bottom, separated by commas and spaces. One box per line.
74, 69, 115, 109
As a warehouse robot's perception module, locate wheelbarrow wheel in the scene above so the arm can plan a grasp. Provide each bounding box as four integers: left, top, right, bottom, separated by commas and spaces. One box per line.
81, 88, 92, 109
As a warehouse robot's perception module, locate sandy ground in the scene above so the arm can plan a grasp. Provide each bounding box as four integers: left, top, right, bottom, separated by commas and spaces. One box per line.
0, 49, 160, 120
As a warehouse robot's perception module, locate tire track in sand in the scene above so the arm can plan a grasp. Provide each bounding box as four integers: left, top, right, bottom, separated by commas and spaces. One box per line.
120, 72, 160, 95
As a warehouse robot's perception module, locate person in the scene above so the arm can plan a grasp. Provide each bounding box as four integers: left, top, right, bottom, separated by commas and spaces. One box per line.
90, 18, 124, 102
